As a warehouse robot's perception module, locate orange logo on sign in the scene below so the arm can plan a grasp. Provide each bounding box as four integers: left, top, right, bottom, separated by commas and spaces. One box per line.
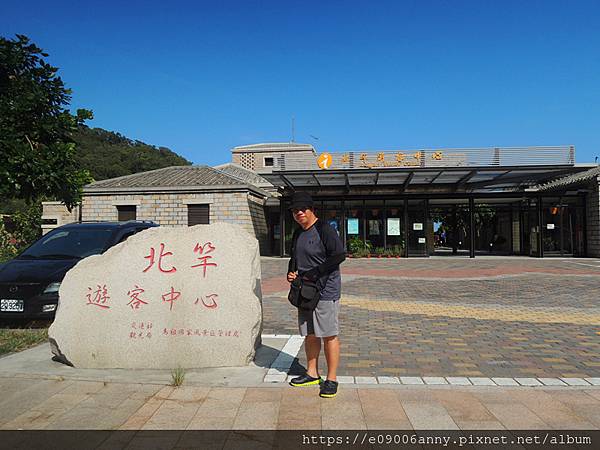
317, 152, 332, 169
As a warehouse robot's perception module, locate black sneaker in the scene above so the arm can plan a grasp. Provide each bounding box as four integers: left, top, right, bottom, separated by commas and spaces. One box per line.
319, 379, 338, 398
289, 374, 323, 387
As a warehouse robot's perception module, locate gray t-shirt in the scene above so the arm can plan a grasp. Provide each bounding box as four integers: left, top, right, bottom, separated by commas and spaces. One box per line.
294, 221, 344, 301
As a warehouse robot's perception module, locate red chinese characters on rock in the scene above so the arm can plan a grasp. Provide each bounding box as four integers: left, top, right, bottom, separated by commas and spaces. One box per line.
129, 321, 153, 339
143, 243, 176, 274
194, 293, 218, 309
191, 242, 217, 278
127, 285, 148, 310
161, 328, 240, 338
161, 287, 181, 311
86, 285, 111, 309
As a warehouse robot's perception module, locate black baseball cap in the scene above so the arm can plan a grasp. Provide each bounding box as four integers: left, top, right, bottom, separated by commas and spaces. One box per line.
288, 192, 314, 210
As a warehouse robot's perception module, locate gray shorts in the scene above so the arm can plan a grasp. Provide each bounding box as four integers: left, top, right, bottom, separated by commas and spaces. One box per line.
298, 300, 340, 338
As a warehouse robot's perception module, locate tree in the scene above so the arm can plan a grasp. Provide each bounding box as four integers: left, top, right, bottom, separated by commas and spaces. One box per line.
0, 34, 93, 210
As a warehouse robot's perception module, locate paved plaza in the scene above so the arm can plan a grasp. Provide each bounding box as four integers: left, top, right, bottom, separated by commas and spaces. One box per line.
261, 257, 600, 379
1, 378, 600, 431
0, 256, 599, 433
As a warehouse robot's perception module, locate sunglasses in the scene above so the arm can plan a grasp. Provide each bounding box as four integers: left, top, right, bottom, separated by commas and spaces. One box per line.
291, 206, 311, 214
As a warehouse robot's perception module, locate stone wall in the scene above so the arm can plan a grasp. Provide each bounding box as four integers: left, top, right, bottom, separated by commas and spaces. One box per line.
586, 177, 600, 257
247, 194, 269, 254
41, 202, 80, 235
80, 191, 269, 252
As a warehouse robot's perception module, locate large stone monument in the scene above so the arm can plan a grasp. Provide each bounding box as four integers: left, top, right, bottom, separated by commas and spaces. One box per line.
48, 223, 263, 369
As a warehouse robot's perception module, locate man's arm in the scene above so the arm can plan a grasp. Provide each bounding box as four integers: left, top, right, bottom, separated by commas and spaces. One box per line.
287, 228, 301, 274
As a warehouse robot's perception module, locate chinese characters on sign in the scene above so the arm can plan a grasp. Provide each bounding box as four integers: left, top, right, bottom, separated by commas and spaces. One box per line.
161, 328, 240, 338
86, 240, 226, 335
129, 321, 153, 339
328, 151, 445, 168
86, 285, 111, 309
143, 243, 177, 273
191, 242, 218, 278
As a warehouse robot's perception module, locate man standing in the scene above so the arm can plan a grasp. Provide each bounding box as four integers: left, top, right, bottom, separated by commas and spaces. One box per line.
287, 192, 345, 398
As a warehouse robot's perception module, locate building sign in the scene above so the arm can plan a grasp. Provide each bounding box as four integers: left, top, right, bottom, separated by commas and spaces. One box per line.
413, 223, 423, 231
347, 218, 359, 235
317, 152, 332, 169
316, 150, 445, 169
387, 218, 401, 236
547, 223, 555, 230
418, 237, 426, 244
355, 151, 443, 168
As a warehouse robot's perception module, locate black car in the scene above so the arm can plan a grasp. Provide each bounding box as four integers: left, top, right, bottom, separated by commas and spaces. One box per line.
0, 221, 158, 321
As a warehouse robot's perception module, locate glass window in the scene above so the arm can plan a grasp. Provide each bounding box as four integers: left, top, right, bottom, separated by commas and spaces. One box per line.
19, 228, 114, 259
385, 199, 404, 253
365, 200, 384, 252
345, 200, 364, 254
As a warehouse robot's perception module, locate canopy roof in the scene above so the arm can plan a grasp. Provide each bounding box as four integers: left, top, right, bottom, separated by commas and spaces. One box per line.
262, 165, 595, 193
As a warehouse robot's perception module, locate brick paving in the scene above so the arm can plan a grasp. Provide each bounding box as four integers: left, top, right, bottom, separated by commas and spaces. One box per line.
261, 257, 600, 378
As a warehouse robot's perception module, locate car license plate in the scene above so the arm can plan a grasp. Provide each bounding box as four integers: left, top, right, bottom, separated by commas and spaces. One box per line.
0, 299, 24, 312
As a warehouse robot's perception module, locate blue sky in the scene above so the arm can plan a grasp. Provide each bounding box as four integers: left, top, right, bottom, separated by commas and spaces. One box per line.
2, 0, 599, 165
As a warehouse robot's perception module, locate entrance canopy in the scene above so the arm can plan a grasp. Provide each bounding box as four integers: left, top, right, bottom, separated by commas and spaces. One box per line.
263, 166, 595, 193
260, 146, 593, 193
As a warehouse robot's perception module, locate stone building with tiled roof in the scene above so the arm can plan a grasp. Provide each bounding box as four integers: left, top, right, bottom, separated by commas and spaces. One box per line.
43, 142, 600, 258
42, 163, 278, 254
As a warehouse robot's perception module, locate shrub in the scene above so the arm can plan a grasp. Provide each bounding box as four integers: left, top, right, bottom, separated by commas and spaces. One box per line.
0, 222, 18, 263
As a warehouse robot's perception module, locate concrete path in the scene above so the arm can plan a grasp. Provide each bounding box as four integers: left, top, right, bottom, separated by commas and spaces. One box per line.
1, 374, 600, 430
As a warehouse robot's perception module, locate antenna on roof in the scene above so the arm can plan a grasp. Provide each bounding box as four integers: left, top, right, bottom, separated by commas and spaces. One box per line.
291, 116, 295, 142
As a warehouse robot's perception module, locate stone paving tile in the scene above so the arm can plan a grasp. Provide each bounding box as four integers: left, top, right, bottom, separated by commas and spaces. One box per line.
400, 401, 459, 430
186, 389, 245, 431
95, 397, 153, 430
480, 402, 549, 430
358, 389, 412, 430
539, 378, 567, 386
0, 379, 72, 426
431, 390, 500, 426
142, 397, 201, 430
58, 381, 106, 396
515, 378, 542, 386
503, 390, 596, 429
423, 377, 448, 385
491, 377, 519, 386
377, 376, 400, 384
542, 390, 600, 429
119, 397, 165, 430
321, 388, 366, 430
231, 387, 282, 430
278, 387, 322, 430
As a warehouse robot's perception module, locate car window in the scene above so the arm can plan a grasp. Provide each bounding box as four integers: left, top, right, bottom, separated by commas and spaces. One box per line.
118, 230, 137, 243
20, 228, 114, 259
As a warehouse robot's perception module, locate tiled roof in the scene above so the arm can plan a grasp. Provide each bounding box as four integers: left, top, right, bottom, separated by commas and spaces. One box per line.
86, 165, 250, 189
535, 166, 600, 191
213, 163, 273, 188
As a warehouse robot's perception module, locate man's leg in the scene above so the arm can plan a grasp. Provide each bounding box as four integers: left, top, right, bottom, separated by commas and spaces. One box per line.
305, 334, 321, 378
323, 335, 340, 381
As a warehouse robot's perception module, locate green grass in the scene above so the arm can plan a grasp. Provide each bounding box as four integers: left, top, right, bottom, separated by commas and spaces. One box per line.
0, 328, 48, 356
170, 366, 186, 387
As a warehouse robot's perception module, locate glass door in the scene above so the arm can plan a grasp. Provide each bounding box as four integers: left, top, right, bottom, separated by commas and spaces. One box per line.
407, 199, 428, 256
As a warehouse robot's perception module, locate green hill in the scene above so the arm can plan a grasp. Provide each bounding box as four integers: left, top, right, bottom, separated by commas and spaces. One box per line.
73, 125, 192, 181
